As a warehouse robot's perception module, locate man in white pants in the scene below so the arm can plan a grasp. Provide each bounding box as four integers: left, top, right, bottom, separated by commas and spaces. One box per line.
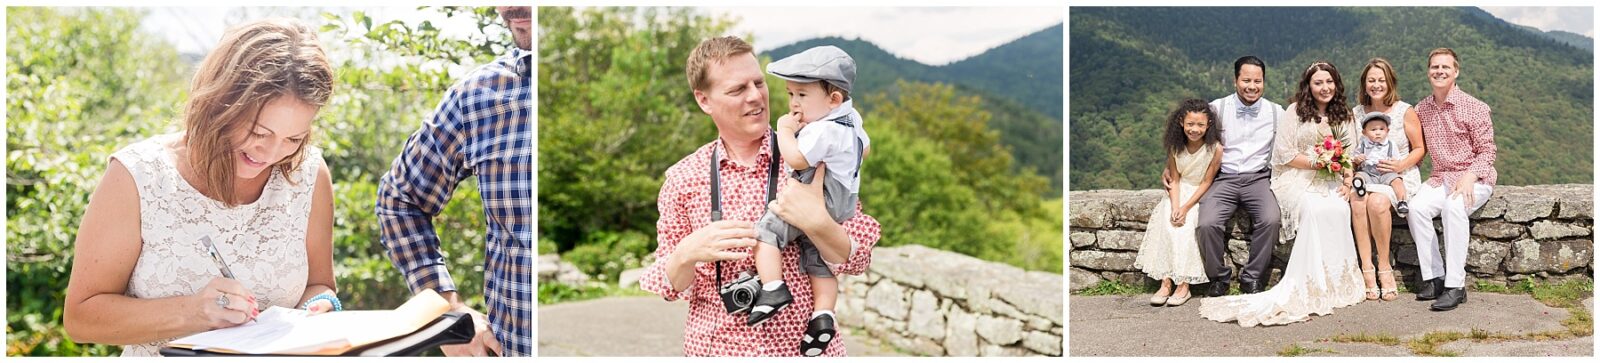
1408, 47, 1497, 311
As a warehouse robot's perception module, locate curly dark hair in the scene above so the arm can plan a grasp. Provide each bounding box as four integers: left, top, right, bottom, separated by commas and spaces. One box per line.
1163, 98, 1222, 156
1291, 61, 1351, 126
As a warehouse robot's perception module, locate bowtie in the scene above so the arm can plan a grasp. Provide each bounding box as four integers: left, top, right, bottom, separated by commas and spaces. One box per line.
1237, 103, 1261, 119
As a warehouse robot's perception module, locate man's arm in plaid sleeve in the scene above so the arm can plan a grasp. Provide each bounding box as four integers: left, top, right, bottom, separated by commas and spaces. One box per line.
377, 86, 471, 294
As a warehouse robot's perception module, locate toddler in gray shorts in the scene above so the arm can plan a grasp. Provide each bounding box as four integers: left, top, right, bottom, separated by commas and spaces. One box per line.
747, 45, 870, 357
1353, 111, 1409, 218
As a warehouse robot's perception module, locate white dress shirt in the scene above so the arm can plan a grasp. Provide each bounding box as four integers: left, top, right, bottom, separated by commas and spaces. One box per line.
1211, 93, 1281, 174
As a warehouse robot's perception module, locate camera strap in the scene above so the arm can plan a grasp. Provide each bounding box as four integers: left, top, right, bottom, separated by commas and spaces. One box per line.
709, 130, 781, 288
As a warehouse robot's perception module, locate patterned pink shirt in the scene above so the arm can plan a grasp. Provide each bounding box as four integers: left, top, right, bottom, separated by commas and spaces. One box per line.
640, 133, 882, 356
1415, 85, 1498, 189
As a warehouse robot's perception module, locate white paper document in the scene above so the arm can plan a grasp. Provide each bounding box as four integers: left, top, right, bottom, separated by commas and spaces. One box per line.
168, 289, 450, 355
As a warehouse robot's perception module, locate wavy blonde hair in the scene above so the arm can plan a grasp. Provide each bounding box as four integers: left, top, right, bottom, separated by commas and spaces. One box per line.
182, 18, 333, 206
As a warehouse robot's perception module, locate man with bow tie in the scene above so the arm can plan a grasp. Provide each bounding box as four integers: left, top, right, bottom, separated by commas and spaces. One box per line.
1168, 55, 1284, 297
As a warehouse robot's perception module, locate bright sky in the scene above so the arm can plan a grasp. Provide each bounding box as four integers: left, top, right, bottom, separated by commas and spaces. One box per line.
140, 6, 492, 73
1483, 6, 1595, 38
703, 7, 1063, 66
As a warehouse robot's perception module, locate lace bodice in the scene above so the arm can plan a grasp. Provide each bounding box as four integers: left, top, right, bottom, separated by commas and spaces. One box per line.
110, 134, 322, 356
1270, 103, 1357, 241
1174, 144, 1215, 186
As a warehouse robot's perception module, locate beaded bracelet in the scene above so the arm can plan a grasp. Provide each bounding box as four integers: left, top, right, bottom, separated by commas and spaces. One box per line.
302, 292, 343, 312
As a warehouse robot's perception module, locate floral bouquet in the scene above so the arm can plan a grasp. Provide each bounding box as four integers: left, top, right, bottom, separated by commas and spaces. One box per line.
1311, 133, 1351, 179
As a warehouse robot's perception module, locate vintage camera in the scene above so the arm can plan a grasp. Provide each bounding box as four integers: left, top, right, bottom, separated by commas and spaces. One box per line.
719, 272, 762, 314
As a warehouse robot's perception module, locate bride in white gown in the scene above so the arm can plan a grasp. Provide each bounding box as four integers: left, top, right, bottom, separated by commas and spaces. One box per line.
1199, 62, 1366, 327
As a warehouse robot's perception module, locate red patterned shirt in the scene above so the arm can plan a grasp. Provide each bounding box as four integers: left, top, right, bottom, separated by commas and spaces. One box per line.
639, 133, 882, 357
1415, 85, 1498, 189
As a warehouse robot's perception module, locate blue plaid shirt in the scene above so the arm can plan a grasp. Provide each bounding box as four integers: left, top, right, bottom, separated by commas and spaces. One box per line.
377, 47, 532, 356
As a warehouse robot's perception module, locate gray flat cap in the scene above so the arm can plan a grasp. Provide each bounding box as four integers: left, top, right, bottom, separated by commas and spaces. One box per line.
767, 45, 855, 94
1360, 111, 1391, 127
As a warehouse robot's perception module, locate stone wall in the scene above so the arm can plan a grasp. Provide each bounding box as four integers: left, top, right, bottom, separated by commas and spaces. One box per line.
545, 245, 1064, 356
1069, 184, 1594, 291
838, 245, 1063, 356
538, 254, 593, 286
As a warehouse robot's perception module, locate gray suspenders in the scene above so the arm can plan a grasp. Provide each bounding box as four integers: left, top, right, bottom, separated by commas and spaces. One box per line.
828, 112, 865, 178
706, 122, 862, 286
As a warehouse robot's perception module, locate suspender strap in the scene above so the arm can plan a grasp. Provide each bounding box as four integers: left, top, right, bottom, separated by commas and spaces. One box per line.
855, 136, 864, 178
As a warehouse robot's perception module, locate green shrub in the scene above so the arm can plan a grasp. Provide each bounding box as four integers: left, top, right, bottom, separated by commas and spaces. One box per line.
537, 283, 649, 305
562, 230, 652, 283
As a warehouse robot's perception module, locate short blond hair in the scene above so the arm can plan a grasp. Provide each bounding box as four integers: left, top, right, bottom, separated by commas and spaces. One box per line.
1428, 47, 1459, 69
685, 36, 753, 91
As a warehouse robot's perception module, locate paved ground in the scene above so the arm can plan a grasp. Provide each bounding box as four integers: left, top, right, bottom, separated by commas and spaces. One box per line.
538, 296, 904, 356
1069, 292, 1593, 356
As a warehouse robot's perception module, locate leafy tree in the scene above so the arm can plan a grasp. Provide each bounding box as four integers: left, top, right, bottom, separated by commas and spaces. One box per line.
862, 81, 1058, 269
538, 6, 735, 256
866, 81, 1050, 216
6, 8, 182, 356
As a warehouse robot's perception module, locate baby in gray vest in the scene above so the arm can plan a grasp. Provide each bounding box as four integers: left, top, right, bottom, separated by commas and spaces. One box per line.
1353, 111, 1409, 218
749, 45, 870, 356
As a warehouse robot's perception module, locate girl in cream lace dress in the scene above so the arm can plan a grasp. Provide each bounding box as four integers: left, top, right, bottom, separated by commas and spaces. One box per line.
1199, 62, 1365, 327
62, 18, 338, 356
1136, 99, 1222, 307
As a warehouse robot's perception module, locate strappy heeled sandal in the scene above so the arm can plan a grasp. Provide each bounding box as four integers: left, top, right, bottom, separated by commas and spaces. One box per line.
1378, 270, 1399, 301
1362, 269, 1379, 300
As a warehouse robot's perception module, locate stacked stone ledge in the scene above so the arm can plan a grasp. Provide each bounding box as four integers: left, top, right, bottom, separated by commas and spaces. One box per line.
1069, 184, 1594, 292
839, 245, 1064, 356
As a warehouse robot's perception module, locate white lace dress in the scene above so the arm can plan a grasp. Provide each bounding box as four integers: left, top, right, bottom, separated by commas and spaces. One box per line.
1198, 104, 1365, 327
111, 134, 322, 356
1134, 144, 1214, 285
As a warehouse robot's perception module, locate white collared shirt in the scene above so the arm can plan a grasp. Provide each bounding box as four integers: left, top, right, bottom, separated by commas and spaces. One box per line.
1211, 93, 1281, 174
795, 99, 867, 193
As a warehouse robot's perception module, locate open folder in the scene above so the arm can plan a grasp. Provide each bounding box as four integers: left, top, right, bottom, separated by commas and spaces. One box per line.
166, 289, 451, 355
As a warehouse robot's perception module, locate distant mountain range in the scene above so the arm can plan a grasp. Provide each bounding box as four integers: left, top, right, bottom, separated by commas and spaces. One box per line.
1069, 7, 1593, 190
765, 23, 1065, 194
1463, 7, 1593, 51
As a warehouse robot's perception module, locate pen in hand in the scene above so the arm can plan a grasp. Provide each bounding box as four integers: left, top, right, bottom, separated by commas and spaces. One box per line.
201, 236, 259, 322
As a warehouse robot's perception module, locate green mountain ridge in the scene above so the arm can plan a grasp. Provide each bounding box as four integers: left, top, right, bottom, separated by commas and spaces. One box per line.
763, 23, 1065, 193
1070, 7, 1593, 190
942, 23, 1065, 120
1463, 7, 1593, 51
1541, 30, 1594, 51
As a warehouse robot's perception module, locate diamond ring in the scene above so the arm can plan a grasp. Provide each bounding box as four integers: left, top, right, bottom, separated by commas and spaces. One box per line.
216, 294, 230, 308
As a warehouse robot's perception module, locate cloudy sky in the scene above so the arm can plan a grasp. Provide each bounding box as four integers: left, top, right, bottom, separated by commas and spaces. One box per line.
1483, 6, 1594, 37
703, 7, 1063, 66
